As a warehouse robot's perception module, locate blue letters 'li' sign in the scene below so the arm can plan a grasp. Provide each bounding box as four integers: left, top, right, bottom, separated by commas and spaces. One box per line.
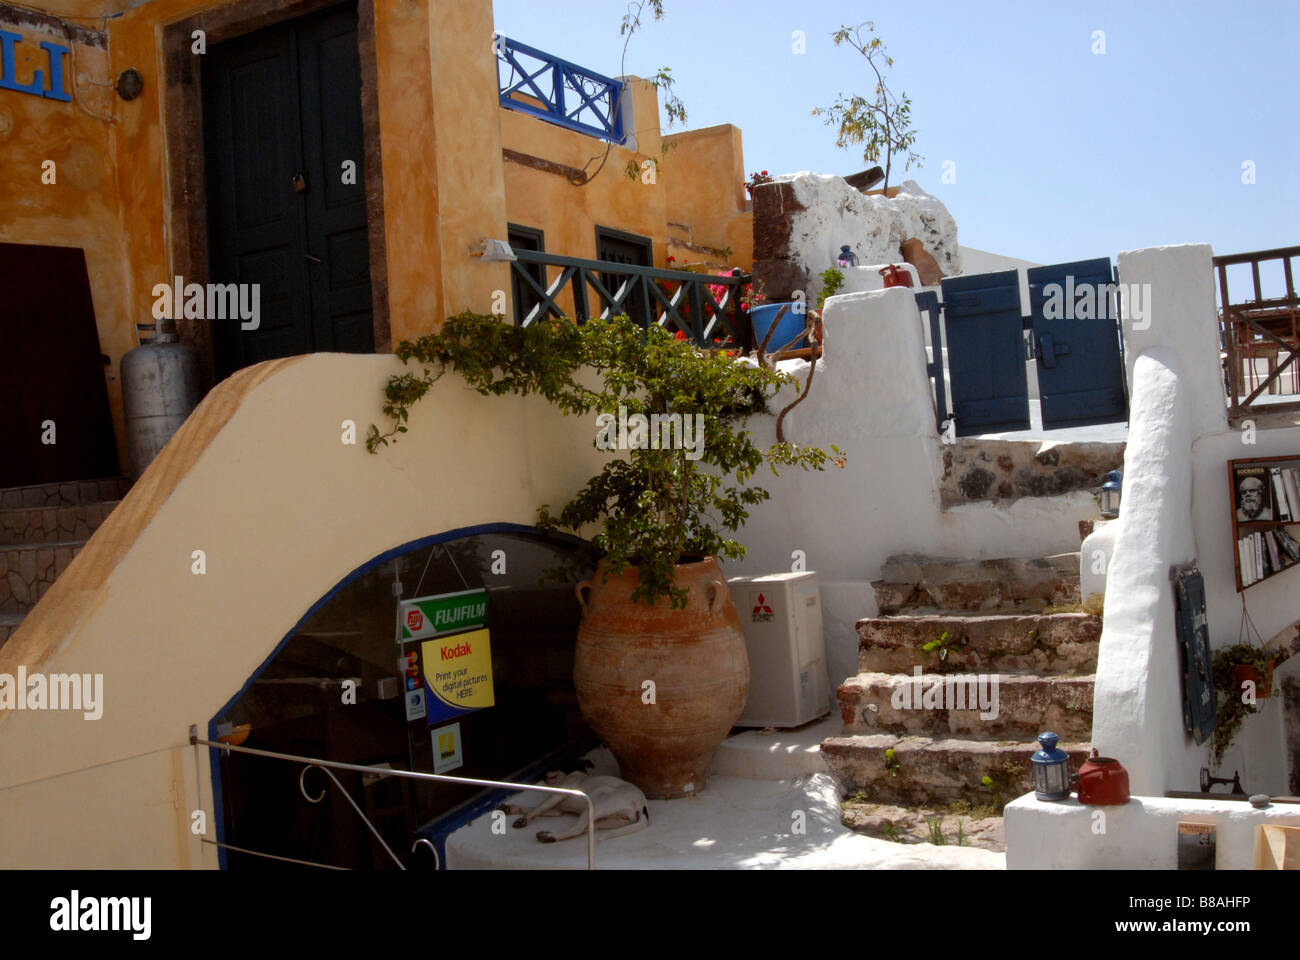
0, 31, 72, 102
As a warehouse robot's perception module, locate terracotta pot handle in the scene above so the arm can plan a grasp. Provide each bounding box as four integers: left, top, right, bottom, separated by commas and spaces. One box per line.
705, 579, 726, 617
575, 580, 593, 613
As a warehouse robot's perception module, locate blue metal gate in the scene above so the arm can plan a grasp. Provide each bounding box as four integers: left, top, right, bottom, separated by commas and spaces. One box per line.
937, 258, 1127, 436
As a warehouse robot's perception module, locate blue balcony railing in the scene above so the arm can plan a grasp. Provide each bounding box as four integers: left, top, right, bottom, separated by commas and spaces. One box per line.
495, 36, 625, 144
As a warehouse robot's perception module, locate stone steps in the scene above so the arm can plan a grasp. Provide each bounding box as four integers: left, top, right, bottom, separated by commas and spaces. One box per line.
0, 476, 131, 510
821, 734, 1093, 808
857, 612, 1100, 675
0, 613, 22, 645
0, 477, 127, 649
838, 671, 1095, 741
872, 552, 1080, 615
0, 500, 120, 546
0, 541, 85, 615
824, 547, 1099, 810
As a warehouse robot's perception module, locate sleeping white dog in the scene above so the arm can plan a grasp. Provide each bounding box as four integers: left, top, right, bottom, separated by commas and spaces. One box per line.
500, 769, 650, 843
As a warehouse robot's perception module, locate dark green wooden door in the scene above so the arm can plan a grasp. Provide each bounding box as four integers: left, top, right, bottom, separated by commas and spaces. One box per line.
203, 3, 372, 379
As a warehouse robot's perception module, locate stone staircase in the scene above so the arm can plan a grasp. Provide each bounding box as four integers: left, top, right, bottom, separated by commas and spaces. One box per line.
0, 476, 130, 647
822, 553, 1100, 810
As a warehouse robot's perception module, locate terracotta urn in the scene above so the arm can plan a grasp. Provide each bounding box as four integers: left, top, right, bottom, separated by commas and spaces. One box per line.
573, 556, 750, 798
1233, 661, 1274, 699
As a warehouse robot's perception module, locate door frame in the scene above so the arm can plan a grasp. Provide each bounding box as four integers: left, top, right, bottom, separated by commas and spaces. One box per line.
161, 0, 390, 388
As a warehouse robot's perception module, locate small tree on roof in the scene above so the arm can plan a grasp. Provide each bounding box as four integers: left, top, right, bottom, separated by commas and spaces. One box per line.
813, 21, 923, 192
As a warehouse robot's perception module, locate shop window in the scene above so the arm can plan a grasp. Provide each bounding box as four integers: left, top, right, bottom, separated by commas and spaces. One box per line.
211, 527, 593, 870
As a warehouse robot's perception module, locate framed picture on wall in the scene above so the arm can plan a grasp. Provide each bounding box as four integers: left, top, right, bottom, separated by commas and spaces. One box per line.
1232, 464, 1274, 522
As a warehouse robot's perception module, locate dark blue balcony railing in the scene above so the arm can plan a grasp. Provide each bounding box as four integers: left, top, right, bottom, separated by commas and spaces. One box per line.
509, 250, 751, 351
495, 36, 625, 144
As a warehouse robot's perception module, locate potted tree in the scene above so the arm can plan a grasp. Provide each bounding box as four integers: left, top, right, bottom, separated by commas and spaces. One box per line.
368, 312, 843, 797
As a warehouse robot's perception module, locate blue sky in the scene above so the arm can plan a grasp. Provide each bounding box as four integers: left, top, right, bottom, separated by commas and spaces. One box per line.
492, 0, 1297, 268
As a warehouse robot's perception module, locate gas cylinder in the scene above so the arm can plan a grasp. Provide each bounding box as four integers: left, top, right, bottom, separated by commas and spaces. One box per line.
120, 320, 201, 480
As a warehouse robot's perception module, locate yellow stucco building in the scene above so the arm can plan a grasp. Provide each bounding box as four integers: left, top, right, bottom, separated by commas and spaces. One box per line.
0, 0, 754, 868
0, 0, 751, 478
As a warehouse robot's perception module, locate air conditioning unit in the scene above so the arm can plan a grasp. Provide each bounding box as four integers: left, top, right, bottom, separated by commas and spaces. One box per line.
727, 572, 831, 728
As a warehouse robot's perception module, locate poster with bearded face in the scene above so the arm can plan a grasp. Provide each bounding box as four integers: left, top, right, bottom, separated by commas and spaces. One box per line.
1234, 466, 1273, 522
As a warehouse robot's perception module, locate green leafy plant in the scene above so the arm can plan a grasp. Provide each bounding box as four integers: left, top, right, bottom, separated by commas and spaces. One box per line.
581, 1, 685, 186
925, 817, 948, 846
920, 629, 963, 662
812, 21, 922, 192
884, 746, 901, 777
1209, 644, 1276, 767
881, 821, 905, 843
977, 770, 1016, 815
816, 266, 845, 311
368, 312, 844, 607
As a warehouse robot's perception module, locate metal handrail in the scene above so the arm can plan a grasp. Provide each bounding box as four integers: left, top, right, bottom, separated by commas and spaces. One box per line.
190, 727, 598, 869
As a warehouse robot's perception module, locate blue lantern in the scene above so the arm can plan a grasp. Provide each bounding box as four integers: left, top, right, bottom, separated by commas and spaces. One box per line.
1100, 469, 1122, 519
1032, 732, 1071, 801
836, 245, 858, 268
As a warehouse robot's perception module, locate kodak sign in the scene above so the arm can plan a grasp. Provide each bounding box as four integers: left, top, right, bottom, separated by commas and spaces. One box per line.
421, 627, 494, 724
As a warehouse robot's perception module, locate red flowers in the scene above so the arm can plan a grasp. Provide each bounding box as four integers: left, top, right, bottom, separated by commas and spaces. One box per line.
745, 170, 775, 196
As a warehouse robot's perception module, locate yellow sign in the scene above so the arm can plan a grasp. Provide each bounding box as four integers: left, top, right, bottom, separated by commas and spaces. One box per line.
422, 627, 494, 720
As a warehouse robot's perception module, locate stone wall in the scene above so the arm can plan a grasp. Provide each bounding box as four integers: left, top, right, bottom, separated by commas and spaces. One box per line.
940, 439, 1126, 508
752, 174, 961, 304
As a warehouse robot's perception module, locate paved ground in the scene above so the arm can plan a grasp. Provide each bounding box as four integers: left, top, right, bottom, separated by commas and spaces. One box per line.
445, 722, 1005, 870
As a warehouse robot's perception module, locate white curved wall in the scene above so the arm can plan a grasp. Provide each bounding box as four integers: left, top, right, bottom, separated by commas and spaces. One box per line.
0, 353, 606, 867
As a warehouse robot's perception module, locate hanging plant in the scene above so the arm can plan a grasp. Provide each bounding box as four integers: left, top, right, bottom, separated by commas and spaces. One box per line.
1209, 643, 1275, 767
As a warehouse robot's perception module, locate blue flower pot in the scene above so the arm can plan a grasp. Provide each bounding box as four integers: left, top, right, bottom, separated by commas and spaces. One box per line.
750, 303, 808, 352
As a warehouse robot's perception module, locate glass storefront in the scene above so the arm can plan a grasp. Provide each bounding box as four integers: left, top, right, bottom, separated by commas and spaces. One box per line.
211, 526, 594, 869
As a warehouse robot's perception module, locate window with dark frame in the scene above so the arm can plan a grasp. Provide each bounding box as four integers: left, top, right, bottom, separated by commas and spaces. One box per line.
507, 224, 546, 326
595, 226, 654, 328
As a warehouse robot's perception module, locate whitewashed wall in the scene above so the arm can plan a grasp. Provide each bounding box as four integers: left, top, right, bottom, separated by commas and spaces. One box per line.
1006, 794, 1300, 869
1082, 243, 1295, 798
779, 175, 962, 299
730, 288, 1099, 689
957, 246, 1040, 274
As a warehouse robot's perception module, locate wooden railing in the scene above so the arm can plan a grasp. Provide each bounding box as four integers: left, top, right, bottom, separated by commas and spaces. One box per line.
1216, 245, 1300, 420
510, 249, 752, 350
495, 36, 625, 144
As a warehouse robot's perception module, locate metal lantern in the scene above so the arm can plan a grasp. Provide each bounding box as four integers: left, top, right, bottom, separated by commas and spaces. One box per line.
1031, 732, 1071, 801
1100, 469, 1122, 519
836, 245, 858, 268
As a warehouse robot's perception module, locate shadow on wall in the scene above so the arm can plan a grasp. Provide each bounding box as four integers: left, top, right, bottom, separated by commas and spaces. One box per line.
0, 352, 608, 868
